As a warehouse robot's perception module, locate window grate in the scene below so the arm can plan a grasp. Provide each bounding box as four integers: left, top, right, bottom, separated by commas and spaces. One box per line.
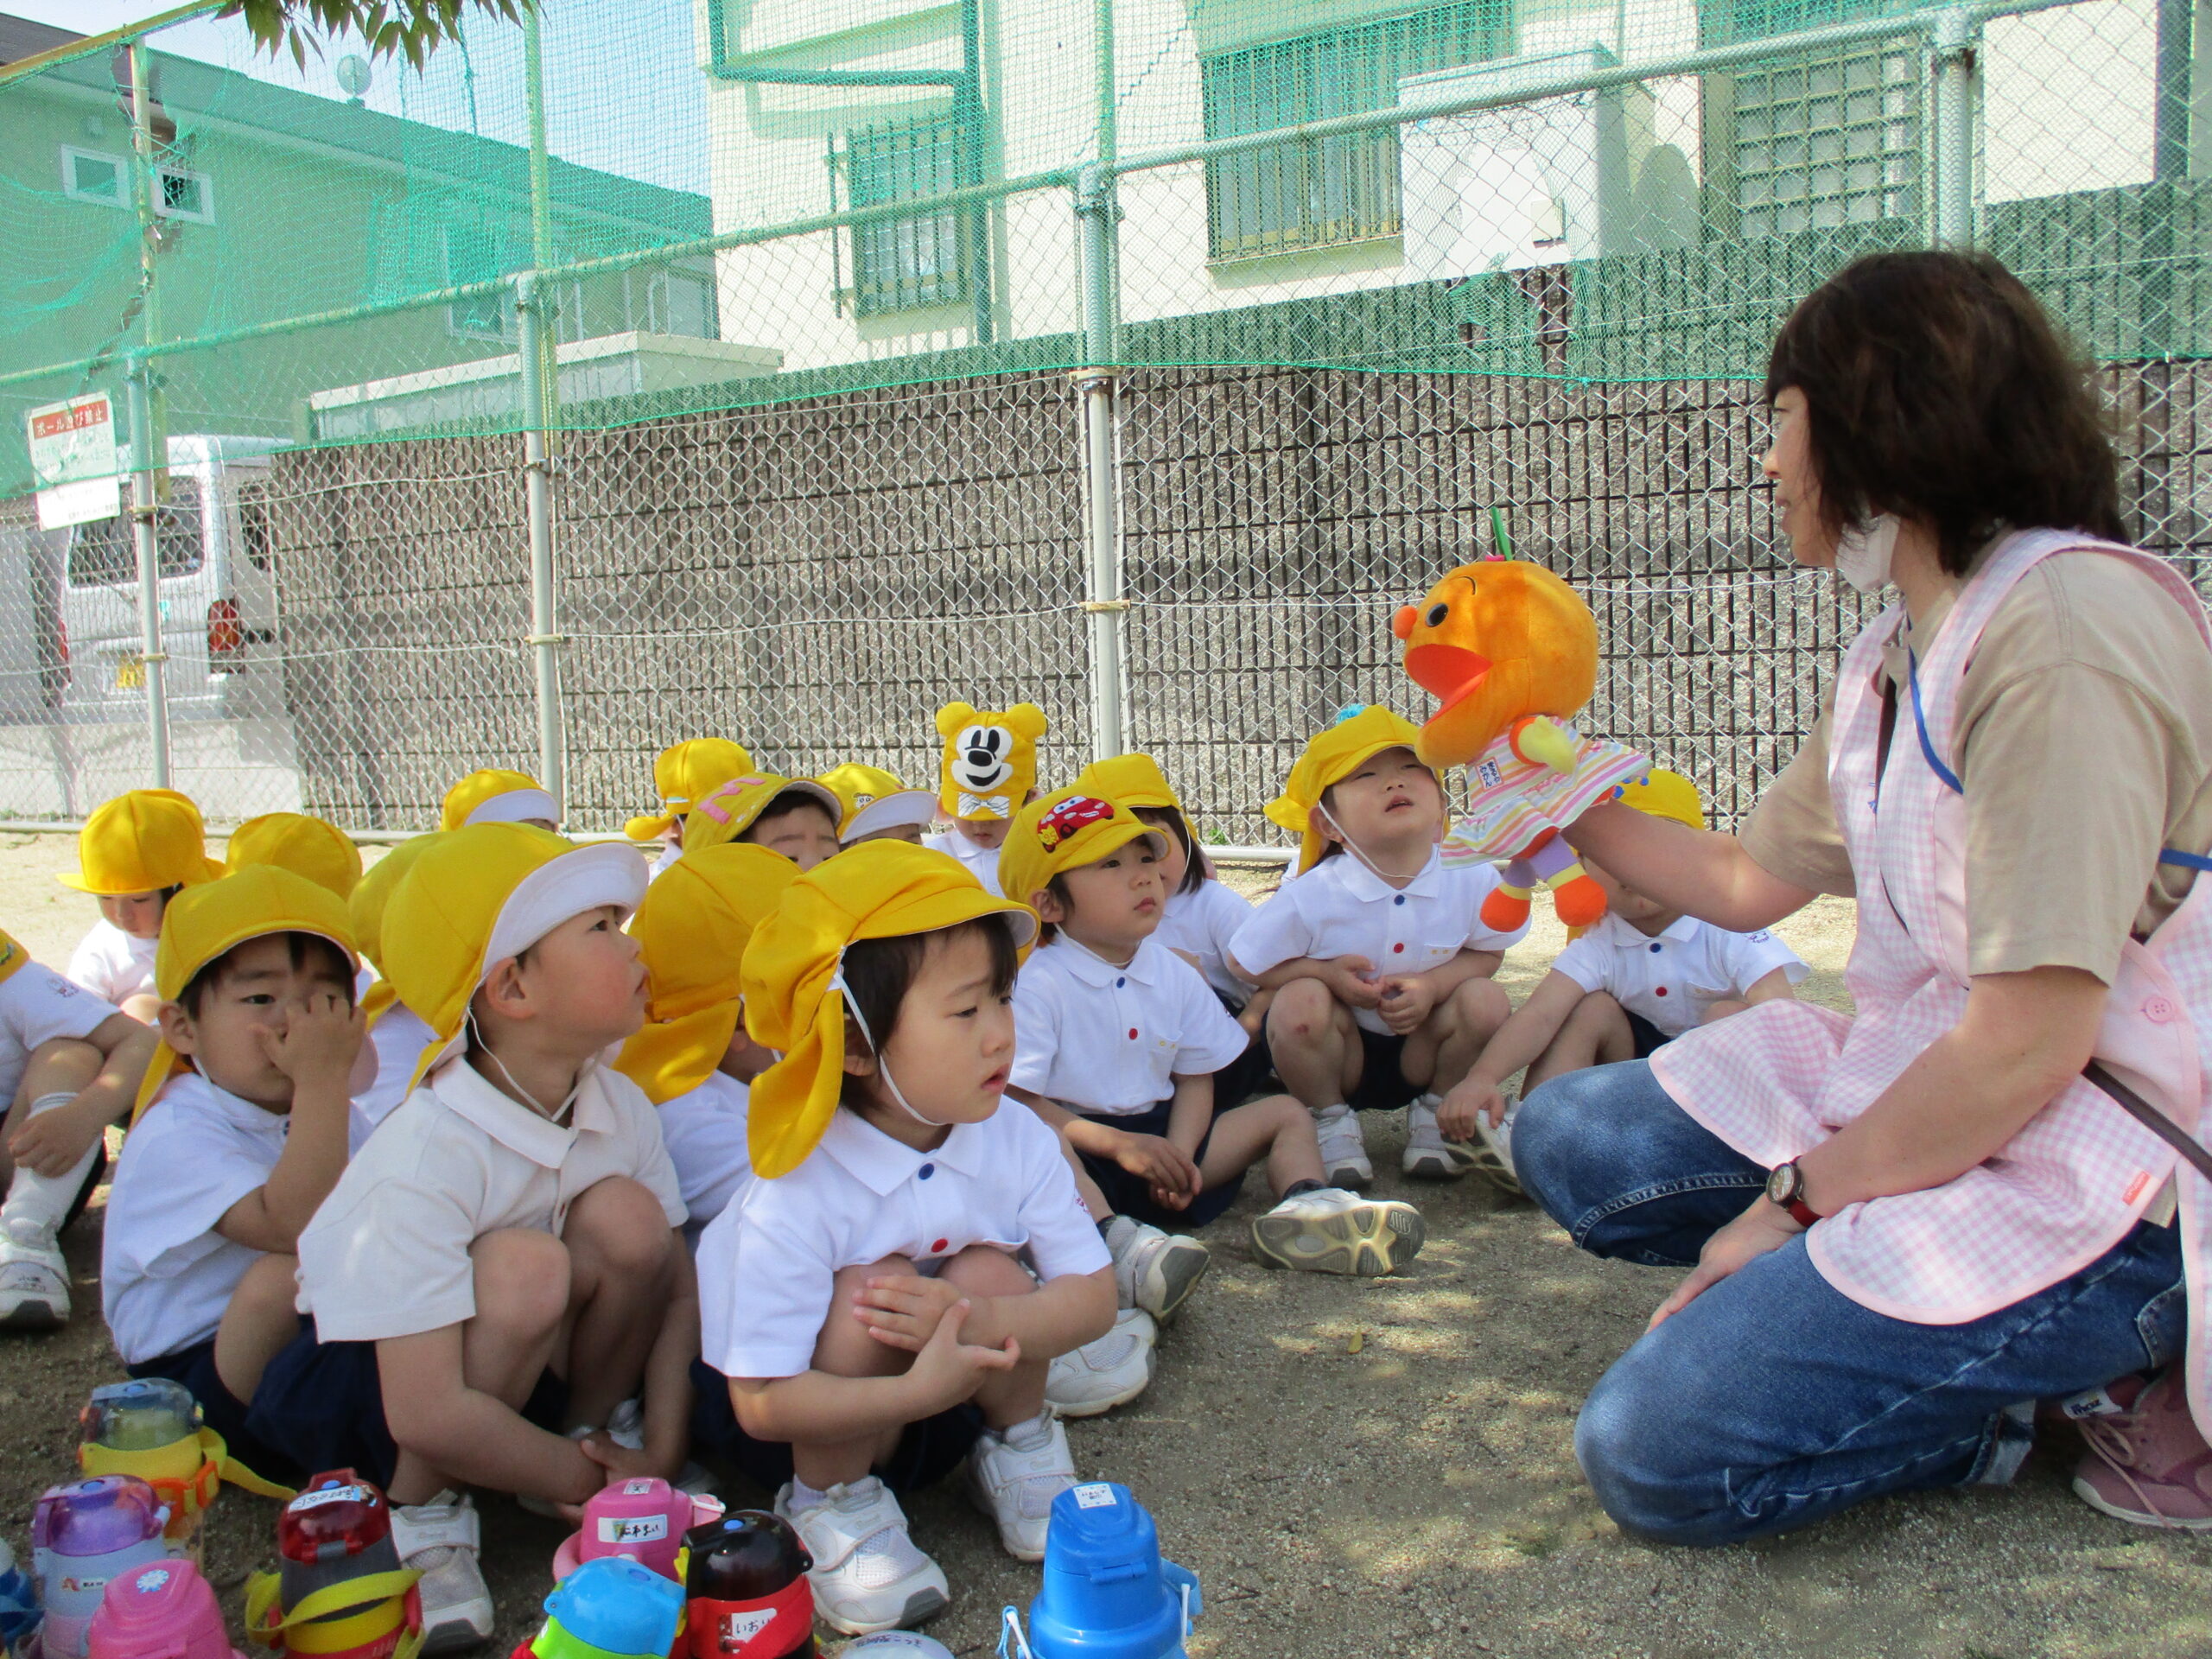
1730, 44, 1921, 237
842, 112, 971, 316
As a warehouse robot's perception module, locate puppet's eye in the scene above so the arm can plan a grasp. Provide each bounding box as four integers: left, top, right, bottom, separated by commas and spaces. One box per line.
1425, 602, 1450, 626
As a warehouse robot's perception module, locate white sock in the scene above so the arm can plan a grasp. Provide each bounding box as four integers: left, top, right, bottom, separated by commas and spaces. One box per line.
2, 1094, 99, 1236
788, 1476, 832, 1510
1103, 1214, 1141, 1254
1414, 1093, 1443, 1112
993, 1414, 1052, 1448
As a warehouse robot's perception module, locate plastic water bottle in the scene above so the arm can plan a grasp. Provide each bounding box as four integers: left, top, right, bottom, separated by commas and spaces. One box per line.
86, 1560, 245, 1659
518, 1558, 686, 1659
75, 1384, 203, 1543
0, 1536, 44, 1653
680, 1512, 815, 1659
31, 1478, 175, 1659
246, 1471, 418, 1659
1000, 1484, 1199, 1659
550, 1479, 722, 1585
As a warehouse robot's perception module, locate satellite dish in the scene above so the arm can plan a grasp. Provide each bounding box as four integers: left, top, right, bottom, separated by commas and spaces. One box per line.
334, 54, 372, 102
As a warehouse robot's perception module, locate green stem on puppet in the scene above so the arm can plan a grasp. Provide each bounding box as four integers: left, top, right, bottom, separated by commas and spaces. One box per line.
1490, 505, 1513, 560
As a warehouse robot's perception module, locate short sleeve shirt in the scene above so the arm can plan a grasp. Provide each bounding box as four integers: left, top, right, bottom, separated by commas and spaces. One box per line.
1010, 936, 1249, 1115
1156, 880, 1259, 1006
297, 1058, 686, 1342
1228, 852, 1529, 1033
1551, 912, 1808, 1038
696, 1103, 1108, 1381
656, 1071, 753, 1236
923, 831, 1002, 897
67, 922, 156, 1007
0, 958, 114, 1107
350, 1001, 437, 1153
101, 1073, 286, 1364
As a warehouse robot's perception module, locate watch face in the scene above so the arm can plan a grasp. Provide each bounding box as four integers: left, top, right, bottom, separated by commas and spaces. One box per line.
1765, 1162, 1796, 1205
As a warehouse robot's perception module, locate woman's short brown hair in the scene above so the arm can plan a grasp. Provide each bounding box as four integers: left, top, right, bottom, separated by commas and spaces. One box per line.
1764, 251, 2125, 575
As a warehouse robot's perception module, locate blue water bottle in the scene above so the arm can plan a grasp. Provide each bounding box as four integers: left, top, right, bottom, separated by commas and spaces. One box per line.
0, 1536, 42, 1655
999, 1484, 1199, 1659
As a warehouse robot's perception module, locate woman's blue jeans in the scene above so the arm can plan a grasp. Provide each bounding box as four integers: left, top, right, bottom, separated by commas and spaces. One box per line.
1515, 1061, 2187, 1547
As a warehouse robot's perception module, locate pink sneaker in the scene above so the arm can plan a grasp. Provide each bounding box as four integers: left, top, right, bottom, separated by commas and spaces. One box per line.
2070, 1370, 2212, 1529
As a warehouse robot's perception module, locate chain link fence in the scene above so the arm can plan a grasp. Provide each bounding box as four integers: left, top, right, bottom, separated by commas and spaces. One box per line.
1, 0, 2208, 844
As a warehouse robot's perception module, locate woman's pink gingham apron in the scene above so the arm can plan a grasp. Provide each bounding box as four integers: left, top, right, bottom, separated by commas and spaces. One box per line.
1651, 529, 2212, 1436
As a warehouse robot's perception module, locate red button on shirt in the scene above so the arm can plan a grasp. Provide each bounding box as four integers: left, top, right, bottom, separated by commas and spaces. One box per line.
1128, 1028, 1139, 1039
931, 1238, 950, 1255
1391, 942, 1405, 954
1655, 986, 1669, 996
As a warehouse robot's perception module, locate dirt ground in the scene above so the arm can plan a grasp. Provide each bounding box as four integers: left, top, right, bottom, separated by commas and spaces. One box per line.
3, 829, 2209, 1659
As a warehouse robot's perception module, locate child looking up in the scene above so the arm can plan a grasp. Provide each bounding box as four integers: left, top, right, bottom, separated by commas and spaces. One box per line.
0, 931, 156, 1328
626, 738, 754, 878
1005, 789, 1425, 1278
614, 843, 798, 1235
247, 825, 695, 1650
925, 702, 1050, 896
684, 775, 844, 872
1440, 770, 1806, 1185
438, 767, 559, 832
102, 868, 365, 1478
696, 842, 1114, 1635
62, 789, 223, 1017
1231, 708, 1527, 1188
818, 764, 941, 849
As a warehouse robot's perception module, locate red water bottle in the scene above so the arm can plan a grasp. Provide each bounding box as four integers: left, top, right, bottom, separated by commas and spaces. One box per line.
681, 1512, 815, 1658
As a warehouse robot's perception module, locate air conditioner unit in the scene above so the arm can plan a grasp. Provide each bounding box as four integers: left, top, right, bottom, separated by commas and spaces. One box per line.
1400, 44, 1667, 277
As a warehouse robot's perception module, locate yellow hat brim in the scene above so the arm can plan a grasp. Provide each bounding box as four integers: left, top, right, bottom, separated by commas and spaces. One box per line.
60, 855, 224, 895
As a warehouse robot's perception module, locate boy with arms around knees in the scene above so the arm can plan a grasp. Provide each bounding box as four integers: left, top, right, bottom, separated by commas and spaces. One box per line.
249, 824, 696, 1652
1006, 789, 1424, 1279
102, 868, 366, 1477
694, 842, 1114, 1635
63, 789, 224, 1017
1232, 708, 1528, 1188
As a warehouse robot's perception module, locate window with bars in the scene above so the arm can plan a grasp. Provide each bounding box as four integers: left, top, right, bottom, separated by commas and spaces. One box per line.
1727, 43, 1921, 237
842, 113, 971, 315
1200, 1, 1511, 261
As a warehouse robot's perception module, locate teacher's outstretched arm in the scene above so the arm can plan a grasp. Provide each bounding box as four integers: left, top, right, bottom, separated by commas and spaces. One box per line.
1565, 802, 1816, 934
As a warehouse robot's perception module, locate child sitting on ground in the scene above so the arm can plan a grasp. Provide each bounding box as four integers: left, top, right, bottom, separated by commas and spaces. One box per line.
101, 868, 365, 1479
0, 930, 156, 1328
818, 764, 941, 849
685, 775, 844, 871
1231, 707, 1528, 1188
614, 843, 798, 1236
1440, 770, 1806, 1184
1006, 788, 1425, 1280
63, 789, 222, 1018
626, 739, 754, 877
694, 841, 1114, 1636
439, 767, 559, 832
246, 824, 696, 1650
925, 701, 1050, 896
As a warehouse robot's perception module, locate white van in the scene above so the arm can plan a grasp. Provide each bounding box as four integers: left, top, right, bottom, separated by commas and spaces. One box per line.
60, 435, 284, 722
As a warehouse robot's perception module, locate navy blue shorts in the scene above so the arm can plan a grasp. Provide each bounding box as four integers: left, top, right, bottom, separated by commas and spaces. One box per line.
1208, 995, 1277, 1110
128, 1332, 303, 1486
244, 1320, 569, 1491
1262, 1020, 1420, 1114
1075, 1096, 1244, 1229
1625, 1008, 1674, 1061
690, 1359, 980, 1497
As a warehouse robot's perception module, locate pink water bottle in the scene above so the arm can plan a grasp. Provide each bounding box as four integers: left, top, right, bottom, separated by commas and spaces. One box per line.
550, 1480, 723, 1583
86, 1560, 245, 1659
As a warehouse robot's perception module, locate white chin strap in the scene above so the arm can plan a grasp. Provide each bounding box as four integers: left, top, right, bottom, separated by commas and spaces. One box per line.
832, 966, 944, 1128
466, 1008, 582, 1124
1317, 801, 1431, 882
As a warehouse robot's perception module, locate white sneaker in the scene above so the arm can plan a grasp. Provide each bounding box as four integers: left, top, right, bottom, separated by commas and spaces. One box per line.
966, 1415, 1078, 1562
1401, 1096, 1478, 1181
1313, 1104, 1372, 1191
775, 1477, 949, 1635
389, 1491, 492, 1654
1471, 1097, 1522, 1194
1250, 1186, 1425, 1276
1106, 1217, 1210, 1323
0, 1217, 68, 1329
1046, 1309, 1157, 1418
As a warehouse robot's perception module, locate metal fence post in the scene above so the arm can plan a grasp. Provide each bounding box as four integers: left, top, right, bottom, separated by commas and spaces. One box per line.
123, 355, 170, 789
1931, 8, 1978, 248
1074, 162, 1126, 763
516, 271, 566, 813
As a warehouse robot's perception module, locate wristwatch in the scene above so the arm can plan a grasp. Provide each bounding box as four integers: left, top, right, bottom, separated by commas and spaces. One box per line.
1765, 1160, 1824, 1228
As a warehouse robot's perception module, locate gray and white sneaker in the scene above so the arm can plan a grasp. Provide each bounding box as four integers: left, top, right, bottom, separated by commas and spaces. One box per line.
967, 1415, 1079, 1561
1250, 1187, 1425, 1276
1471, 1097, 1522, 1194
0, 1217, 69, 1329
776, 1477, 949, 1635
1401, 1095, 1478, 1180
1046, 1308, 1157, 1417
1313, 1103, 1372, 1190
389, 1491, 493, 1654
1105, 1217, 1210, 1322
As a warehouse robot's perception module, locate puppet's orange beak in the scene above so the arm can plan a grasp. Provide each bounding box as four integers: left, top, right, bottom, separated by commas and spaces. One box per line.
1404, 643, 1491, 713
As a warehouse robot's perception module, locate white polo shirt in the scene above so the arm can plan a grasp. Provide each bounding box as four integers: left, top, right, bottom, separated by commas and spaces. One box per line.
0, 959, 114, 1107
1228, 851, 1528, 1034
657, 1071, 753, 1237
1552, 912, 1808, 1039
922, 830, 1002, 897
1157, 880, 1257, 1007
1010, 936, 1248, 1116
696, 1103, 1107, 1381
297, 1057, 686, 1343
101, 1072, 286, 1365
67, 921, 157, 1007
350, 1001, 437, 1152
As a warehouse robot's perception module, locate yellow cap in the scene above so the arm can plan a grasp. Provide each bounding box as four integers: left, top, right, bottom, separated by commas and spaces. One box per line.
1073, 753, 1198, 847
614, 844, 798, 1104
996, 785, 1168, 914
682, 774, 843, 855
1618, 767, 1705, 831
936, 701, 1048, 821
347, 832, 451, 1020
1264, 706, 1429, 874
741, 840, 1037, 1179
60, 790, 224, 894
816, 763, 941, 843
379, 823, 648, 1090
439, 768, 559, 832
625, 739, 756, 843
225, 813, 364, 899
134, 865, 363, 1119
0, 928, 29, 992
